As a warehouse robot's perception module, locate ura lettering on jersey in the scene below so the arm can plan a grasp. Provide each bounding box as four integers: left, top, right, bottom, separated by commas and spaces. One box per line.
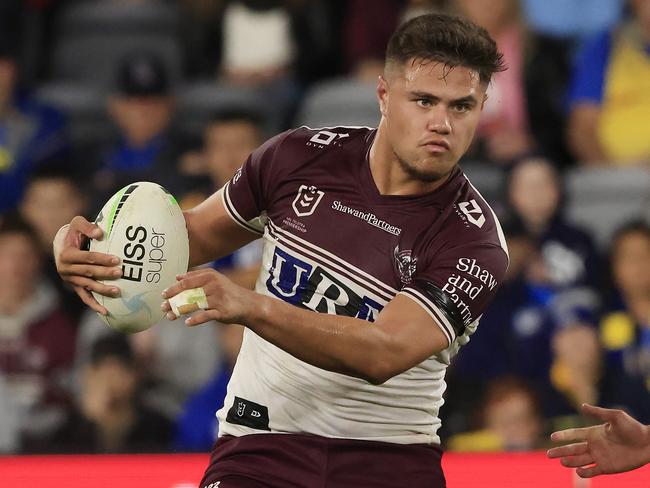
441, 258, 497, 326
266, 247, 384, 322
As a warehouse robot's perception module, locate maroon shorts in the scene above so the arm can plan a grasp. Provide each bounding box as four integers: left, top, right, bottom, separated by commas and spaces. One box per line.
199, 433, 446, 488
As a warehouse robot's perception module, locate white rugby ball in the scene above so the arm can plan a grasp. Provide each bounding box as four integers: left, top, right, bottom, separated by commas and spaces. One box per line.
90, 182, 189, 333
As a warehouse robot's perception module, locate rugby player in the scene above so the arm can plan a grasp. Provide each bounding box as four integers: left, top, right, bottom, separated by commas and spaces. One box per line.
55, 13, 509, 487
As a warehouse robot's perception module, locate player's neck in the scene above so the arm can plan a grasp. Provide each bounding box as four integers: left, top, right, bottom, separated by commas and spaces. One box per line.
369, 123, 451, 196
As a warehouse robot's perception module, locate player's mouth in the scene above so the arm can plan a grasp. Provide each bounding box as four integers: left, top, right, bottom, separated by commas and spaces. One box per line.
421, 139, 450, 153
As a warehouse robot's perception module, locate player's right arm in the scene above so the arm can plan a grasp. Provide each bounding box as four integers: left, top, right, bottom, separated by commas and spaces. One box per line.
53, 188, 259, 315
184, 187, 261, 268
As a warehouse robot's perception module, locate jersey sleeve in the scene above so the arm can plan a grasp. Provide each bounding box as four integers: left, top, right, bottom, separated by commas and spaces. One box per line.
222, 130, 293, 234
400, 243, 508, 347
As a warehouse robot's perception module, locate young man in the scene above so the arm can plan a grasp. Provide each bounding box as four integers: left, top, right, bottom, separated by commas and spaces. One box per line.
55, 14, 508, 487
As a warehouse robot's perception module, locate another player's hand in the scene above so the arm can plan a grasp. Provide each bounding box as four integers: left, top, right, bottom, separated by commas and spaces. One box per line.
547, 403, 650, 478
53, 216, 122, 315
161, 268, 255, 326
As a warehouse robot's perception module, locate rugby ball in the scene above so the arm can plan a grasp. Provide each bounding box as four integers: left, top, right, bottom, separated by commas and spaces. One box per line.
90, 182, 189, 333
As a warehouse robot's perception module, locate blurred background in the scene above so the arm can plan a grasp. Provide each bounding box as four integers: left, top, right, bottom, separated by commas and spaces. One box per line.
0, 0, 648, 457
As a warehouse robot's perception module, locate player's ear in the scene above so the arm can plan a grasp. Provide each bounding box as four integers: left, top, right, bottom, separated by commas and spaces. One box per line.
377, 75, 389, 116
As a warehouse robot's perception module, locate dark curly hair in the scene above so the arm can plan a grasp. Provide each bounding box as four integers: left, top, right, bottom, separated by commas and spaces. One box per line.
385, 13, 506, 85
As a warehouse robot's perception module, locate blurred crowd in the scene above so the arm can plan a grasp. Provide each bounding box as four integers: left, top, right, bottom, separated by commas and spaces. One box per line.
0, 0, 649, 455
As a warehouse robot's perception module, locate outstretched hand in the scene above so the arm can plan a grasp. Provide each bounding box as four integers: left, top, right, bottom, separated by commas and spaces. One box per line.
547, 403, 650, 478
53, 216, 122, 315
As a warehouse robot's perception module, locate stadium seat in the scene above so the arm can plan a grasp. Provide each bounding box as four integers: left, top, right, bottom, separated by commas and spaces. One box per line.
176, 80, 275, 139
35, 82, 110, 147
295, 77, 380, 129
565, 166, 650, 249
51, 1, 182, 89
459, 162, 506, 206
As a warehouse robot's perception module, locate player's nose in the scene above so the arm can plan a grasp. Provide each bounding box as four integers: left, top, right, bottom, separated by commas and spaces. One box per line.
426, 105, 451, 134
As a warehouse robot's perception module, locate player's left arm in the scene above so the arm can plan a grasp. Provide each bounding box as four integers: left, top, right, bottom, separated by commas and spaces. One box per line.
163, 238, 507, 384
163, 269, 449, 385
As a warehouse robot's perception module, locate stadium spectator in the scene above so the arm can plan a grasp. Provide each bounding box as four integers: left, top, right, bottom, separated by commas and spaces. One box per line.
522, 0, 624, 41
507, 157, 603, 412
506, 156, 601, 290
74, 314, 222, 422
448, 376, 545, 451
0, 214, 76, 451
550, 320, 602, 410
452, 0, 573, 165
567, 0, 650, 165
179, 109, 264, 288
595, 221, 650, 424
180, 0, 337, 130
174, 323, 244, 452
482, 377, 546, 450
0, 17, 69, 213
51, 334, 172, 453
343, 0, 447, 82
19, 165, 88, 322
85, 51, 192, 214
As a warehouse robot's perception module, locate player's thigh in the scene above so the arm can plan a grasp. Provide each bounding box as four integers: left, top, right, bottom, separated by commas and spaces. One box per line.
200, 434, 322, 487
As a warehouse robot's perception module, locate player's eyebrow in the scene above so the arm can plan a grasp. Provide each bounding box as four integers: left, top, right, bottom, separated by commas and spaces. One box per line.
409, 91, 479, 107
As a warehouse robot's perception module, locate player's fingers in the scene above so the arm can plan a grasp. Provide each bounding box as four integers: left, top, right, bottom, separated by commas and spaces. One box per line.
62, 264, 122, 281
69, 215, 103, 241
560, 453, 594, 468
547, 442, 589, 458
59, 248, 121, 268
175, 267, 218, 281
160, 301, 178, 321
74, 286, 108, 315
550, 427, 590, 443
184, 309, 219, 327
67, 275, 121, 297
581, 403, 619, 423
163, 273, 213, 298
576, 465, 602, 478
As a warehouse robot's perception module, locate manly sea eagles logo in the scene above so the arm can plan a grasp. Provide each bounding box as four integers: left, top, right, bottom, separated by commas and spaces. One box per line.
394, 246, 417, 285
292, 185, 324, 217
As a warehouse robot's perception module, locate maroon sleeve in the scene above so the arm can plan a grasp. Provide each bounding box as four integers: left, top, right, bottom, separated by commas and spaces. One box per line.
222, 130, 293, 234
400, 243, 508, 346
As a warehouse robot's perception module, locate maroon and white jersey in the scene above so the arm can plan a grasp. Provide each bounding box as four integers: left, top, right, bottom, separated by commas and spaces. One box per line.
218, 126, 509, 444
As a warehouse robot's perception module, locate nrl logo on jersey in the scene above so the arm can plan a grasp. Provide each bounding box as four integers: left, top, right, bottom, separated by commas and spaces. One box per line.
394, 246, 417, 285
292, 185, 324, 217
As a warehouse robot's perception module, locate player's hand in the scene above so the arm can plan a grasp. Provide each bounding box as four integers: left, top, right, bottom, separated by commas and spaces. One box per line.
547, 403, 650, 478
161, 268, 255, 326
53, 216, 122, 315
